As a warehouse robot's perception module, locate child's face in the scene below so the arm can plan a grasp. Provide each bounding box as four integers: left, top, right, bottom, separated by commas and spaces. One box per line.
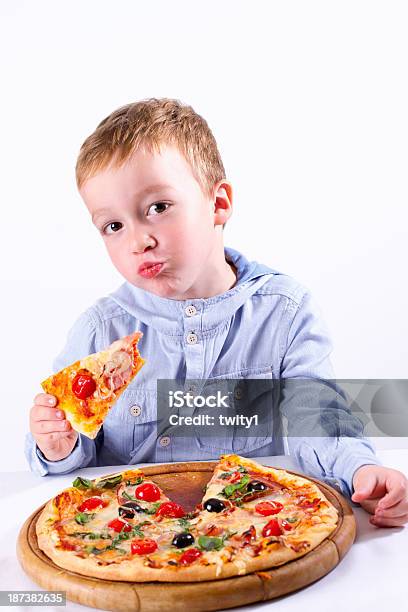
79, 145, 232, 300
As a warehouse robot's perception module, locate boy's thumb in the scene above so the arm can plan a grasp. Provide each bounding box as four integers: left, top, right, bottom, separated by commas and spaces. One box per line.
352, 488, 370, 502
351, 471, 377, 502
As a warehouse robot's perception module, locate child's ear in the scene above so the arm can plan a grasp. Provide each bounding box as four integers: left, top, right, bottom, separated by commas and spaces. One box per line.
213, 180, 233, 227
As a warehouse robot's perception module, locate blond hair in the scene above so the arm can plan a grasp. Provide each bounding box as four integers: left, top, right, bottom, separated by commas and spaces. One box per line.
75, 98, 226, 199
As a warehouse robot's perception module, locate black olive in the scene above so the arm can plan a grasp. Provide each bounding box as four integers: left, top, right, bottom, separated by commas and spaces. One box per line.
247, 480, 268, 492
203, 498, 226, 513
172, 532, 195, 549
119, 501, 144, 518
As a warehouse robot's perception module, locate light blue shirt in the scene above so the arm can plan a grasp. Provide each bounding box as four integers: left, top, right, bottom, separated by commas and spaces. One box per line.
25, 246, 382, 496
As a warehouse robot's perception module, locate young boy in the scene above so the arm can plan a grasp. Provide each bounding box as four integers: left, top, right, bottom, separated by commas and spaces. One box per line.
26, 98, 407, 528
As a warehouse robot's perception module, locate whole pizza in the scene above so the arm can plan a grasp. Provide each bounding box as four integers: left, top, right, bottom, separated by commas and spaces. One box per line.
36, 454, 339, 582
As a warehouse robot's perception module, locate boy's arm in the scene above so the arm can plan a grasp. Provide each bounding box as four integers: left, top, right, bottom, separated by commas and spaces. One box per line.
279, 290, 382, 498
25, 309, 99, 476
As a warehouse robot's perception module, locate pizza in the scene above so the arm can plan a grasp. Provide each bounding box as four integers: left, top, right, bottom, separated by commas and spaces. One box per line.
36, 454, 339, 582
41, 332, 145, 439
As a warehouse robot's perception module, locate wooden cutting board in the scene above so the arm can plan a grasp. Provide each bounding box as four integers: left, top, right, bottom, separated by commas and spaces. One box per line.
17, 461, 356, 612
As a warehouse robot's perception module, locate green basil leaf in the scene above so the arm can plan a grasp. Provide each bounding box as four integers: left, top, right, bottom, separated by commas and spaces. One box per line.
72, 477, 93, 490
69, 531, 94, 539
222, 474, 250, 498
237, 474, 250, 487
198, 535, 224, 551
111, 531, 131, 545
122, 491, 137, 502
70, 530, 111, 540
131, 526, 145, 539
177, 518, 191, 530
89, 531, 111, 540
222, 484, 236, 497
125, 476, 143, 486
85, 544, 126, 555
144, 502, 161, 515
85, 545, 105, 555
74, 512, 96, 525
96, 475, 122, 489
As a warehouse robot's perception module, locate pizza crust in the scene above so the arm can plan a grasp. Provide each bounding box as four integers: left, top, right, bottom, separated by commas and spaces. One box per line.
36, 512, 333, 582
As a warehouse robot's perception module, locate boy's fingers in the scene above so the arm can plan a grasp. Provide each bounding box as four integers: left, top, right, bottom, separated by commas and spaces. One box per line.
377, 474, 407, 510
35, 430, 75, 444
33, 420, 72, 435
358, 499, 380, 515
375, 502, 408, 519
36, 430, 73, 440
370, 514, 408, 528
31, 406, 65, 422
34, 393, 58, 406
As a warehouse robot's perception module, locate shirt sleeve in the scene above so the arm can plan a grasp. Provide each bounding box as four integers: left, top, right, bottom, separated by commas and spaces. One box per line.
25, 308, 100, 476
279, 290, 383, 498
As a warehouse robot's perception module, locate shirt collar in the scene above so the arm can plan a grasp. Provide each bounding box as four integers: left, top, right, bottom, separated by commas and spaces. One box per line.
109, 246, 276, 335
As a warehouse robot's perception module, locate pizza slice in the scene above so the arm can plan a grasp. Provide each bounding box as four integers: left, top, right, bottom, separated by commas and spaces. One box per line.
41, 332, 145, 439
37, 467, 189, 567
196, 454, 339, 559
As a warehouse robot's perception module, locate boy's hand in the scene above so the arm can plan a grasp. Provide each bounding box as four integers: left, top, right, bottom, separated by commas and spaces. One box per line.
351, 464, 408, 527
30, 393, 79, 462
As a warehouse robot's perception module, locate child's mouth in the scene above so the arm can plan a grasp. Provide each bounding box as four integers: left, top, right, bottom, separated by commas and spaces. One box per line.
138, 262, 164, 279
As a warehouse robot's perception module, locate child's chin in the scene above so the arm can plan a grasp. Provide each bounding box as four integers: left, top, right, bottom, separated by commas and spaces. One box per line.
130, 279, 182, 300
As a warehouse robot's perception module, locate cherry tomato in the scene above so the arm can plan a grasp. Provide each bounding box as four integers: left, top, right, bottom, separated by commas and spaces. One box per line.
262, 519, 282, 537
78, 497, 108, 512
107, 518, 132, 533
179, 548, 203, 565
281, 520, 292, 531
135, 482, 161, 502
72, 373, 96, 399
255, 501, 283, 516
155, 502, 185, 518
61, 540, 78, 551
228, 472, 242, 483
131, 538, 158, 555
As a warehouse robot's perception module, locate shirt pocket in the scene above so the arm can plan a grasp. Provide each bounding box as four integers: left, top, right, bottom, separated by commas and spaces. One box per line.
104, 388, 158, 461
194, 365, 281, 455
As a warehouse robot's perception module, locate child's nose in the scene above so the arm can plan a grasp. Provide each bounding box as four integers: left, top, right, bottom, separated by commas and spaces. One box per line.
131, 234, 156, 253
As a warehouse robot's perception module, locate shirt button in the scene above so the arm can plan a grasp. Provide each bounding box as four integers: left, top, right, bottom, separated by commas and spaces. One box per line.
159, 435, 171, 447
130, 405, 142, 417
185, 305, 197, 317
186, 332, 198, 345
234, 386, 244, 400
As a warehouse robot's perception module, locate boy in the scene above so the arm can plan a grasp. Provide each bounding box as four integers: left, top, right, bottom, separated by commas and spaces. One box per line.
26, 98, 407, 528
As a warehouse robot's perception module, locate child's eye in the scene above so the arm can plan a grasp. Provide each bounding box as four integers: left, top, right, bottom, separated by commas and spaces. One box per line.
103, 222, 123, 235
147, 202, 170, 216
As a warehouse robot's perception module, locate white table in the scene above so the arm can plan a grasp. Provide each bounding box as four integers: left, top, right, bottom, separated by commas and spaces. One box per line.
1, 450, 407, 612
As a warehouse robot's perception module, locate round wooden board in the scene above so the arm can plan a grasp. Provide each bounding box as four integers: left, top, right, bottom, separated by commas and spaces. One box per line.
17, 461, 356, 612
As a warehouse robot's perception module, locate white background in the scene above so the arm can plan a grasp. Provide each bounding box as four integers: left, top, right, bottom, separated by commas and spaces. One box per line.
1, 0, 407, 471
